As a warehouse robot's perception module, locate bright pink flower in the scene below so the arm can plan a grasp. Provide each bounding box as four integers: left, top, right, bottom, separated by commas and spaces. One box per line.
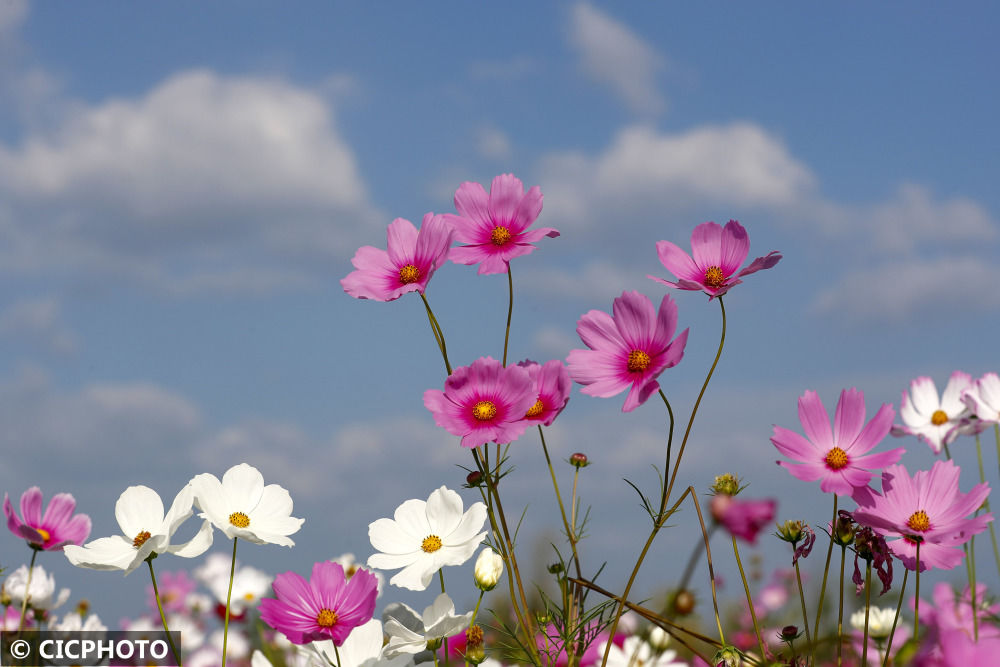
341, 213, 453, 301
517, 359, 571, 427
710, 494, 776, 544
4, 487, 90, 551
852, 460, 992, 571
891, 372, 974, 455
423, 357, 536, 448
649, 220, 781, 299
444, 174, 559, 275
566, 291, 688, 413
259, 561, 377, 646
771, 389, 903, 497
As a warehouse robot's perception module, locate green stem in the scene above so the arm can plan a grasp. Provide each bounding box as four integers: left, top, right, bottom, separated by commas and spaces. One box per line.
881, 568, 908, 667
973, 433, 1000, 579
733, 535, 767, 661
794, 558, 812, 659
914, 542, 921, 643
17, 548, 38, 631
837, 545, 845, 667
814, 494, 839, 641
538, 425, 582, 578
862, 561, 872, 667
149, 557, 183, 666
502, 263, 513, 367
222, 537, 238, 667
333, 642, 342, 667
420, 292, 452, 375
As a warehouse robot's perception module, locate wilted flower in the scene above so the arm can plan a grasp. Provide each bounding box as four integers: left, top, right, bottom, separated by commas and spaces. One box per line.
4, 487, 91, 551
851, 524, 894, 595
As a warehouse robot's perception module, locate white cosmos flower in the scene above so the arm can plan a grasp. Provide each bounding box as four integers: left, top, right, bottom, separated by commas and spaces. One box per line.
304, 619, 414, 667
205, 563, 272, 615
383, 593, 473, 657
52, 611, 107, 632
963, 372, 1000, 424
190, 463, 303, 546
63, 484, 212, 575
600, 636, 686, 667
3, 564, 70, 610
891, 372, 973, 454
367, 486, 486, 591
849, 607, 898, 640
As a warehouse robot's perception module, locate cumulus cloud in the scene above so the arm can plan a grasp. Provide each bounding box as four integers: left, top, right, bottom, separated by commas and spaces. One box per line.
0, 69, 383, 293
0, 0, 27, 34
0, 297, 77, 354
520, 259, 638, 302
476, 126, 512, 160
568, 3, 666, 116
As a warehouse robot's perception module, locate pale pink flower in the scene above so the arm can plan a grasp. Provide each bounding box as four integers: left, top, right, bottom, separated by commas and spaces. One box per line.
710, 494, 776, 544
962, 372, 1000, 424
891, 372, 974, 454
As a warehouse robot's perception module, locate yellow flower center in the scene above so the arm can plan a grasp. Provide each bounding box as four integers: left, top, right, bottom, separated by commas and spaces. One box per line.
316, 608, 338, 627
825, 447, 849, 470
907, 510, 930, 532
627, 349, 651, 373
229, 512, 251, 528
244, 592, 255, 601
472, 400, 498, 421
346, 564, 358, 577
525, 399, 545, 418
422, 535, 443, 553
704, 266, 726, 288
35, 528, 51, 543
133, 530, 152, 548
399, 264, 421, 284
491, 226, 512, 246
930, 409, 948, 426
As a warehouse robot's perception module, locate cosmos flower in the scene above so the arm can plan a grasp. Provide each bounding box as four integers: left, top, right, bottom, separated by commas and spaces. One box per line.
444, 173, 559, 274
599, 636, 687, 667
367, 486, 487, 591
710, 494, 777, 545
566, 291, 689, 413
190, 462, 304, 547
383, 593, 473, 657
3, 564, 70, 611
63, 484, 212, 575
771, 389, 903, 497
962, 372, 1000, 424
648, 219, 781, 299
341, 214, 454, 302
4, 487, 91, 551
852, 460, 992, 571
423, 356, 536, 448
303, 618, 415, 667
259, 561, 378, 646
891, 372, 974, 454
517, 359, 571, 426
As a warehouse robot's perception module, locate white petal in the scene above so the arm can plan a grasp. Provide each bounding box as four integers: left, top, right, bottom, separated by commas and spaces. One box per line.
189, 473, 231, 530
115, 486, 164, 539
64, 536, 138, 572
424, 486, 464, 536
161, 483, 196, 539
169, 519, 214, 558
221, 463, 265, 512
369, 518, 420, 554
445, 502, 487, 544
387, 559, 436, 591
367, 551, 419, 570
392, 498, 432, 540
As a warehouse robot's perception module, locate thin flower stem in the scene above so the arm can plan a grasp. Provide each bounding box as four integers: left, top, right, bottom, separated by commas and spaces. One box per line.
793, 558, 812, 659
973, 433, 1000, 578
538, 426, 581, 578
881, 568, 908, 667
687, 490, 725, 646
658, 389, 676, 517
439, 570, 449, 667
222, 537, 238, 667
970, 535, 979, 640
420, 292, 452, 375
814, 495, 838, 643
837, 545, 846, 667
502, 263, 513, 367
733, 535, 767, 661
862, 562, 872, 667
995, 424, 1000, 478
17, 548, 38, 631
439, 569, 446, 594
148, 557, 183, 667
333, 643, 342, 667
914, 543, 921, 643
672, 524, 719, 612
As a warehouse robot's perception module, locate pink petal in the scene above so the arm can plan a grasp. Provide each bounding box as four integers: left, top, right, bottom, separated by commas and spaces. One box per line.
690, 221, 724, 270
612, 291, 656, 351
832, 389, 866, 450
736, 251, 782, 277
771, 425, 818, 461
659, 328, 688, 369
20, 487, 43, 527
486, 174, 525, 228
797, 391, 834, 450
777, 460, 827, 483
848, 401, 895, 454
575, 309, 625, 351
850, 447, 905, 473
385, 218, 419, 267
567, 350, 631, 397
516, 226, 560, 243
623, 379, 658, 412
654, 240, 701, 282
511, 185, 543, 233
453, 182, 491, 227
650, 294, 679, 351
718, 220, 750, 275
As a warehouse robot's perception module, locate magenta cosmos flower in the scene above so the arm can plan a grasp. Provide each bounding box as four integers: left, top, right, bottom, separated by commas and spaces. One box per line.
852, 460, 992, 571
772, 389, 904, 497
891, 372, 974, 454
566, 291, 688, 413
423, 356, 535, 448
259, 561, 378, 646
341, 213, 453, 301
648, 219, 781, 299
4, 487, 91, 551
709, 494, 776, 545
443, 174, 559, 275
517, 359, 571, 427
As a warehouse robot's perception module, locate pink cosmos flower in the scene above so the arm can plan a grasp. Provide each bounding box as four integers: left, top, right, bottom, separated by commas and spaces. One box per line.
146, 570, 197, 615
423, 356, 536, 448
891, 372, 974, 455
566, 291, 689, 413
341, 213, 453, 301
259, 561, 378, 646
962, 372, 1000, 424
648, 220, 781, 299
4, 487, 91, 551
771, 389, 903, 497
852, 460, 992, 571
443, 174, 559, 275
517, 359, 571, 427
710, 494, 776, 544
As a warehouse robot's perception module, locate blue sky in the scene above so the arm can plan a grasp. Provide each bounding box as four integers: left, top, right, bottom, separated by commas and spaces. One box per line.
1, 1, 998, 629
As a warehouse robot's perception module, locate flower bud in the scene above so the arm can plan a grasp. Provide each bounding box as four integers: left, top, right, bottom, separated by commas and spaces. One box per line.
465, 644, 487, 665
466, 470, 484, 487
671, 589, 696, 616
775, 519, 805, 544
474, 548, 504, 592
711, 473, 740, 496
547, 562, 564, 575
647, 626, 671, 650
833, 511, 856, 547
713, 645, 744, 667
569, 452, 589, 468
779, 625, 801, 642
709, 494, 731, 523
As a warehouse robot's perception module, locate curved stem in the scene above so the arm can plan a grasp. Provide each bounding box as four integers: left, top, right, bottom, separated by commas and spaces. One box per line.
149, 557, 183, 667
502, 263, 513, 367
420, 292, 452, 375
222, 537, 238, 667
17, 548, 38, 631
881, 568, 908, 667
734, 536, 766, 661
814, 494, 839, 641
657, 390, 676, 518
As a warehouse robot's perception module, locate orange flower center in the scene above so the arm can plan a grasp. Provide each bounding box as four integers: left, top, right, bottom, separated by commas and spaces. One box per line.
35, 528, 51, 543
472, 400, 497, 421
399, 264, 421, 284
316, 608, 338, 627
491, 226, 512, 246
704, 266, 726, 288
525, 399, 545, 418
825, 447, 849, 470
906, 510, 930, 532
421, 535, 443, 553
930, 409, 948, 426
627, 349, 651, 373
229, 512, 250, 528
133, 530, 152, 548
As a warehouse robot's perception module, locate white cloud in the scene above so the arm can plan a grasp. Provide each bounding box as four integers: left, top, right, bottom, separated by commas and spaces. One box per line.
568, 3, 666, 115
520, 260, 638, 301
476, 126, 512, 160
0, 297, 77, 354
0, 69, 383, 292
0, 0, 27, 34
